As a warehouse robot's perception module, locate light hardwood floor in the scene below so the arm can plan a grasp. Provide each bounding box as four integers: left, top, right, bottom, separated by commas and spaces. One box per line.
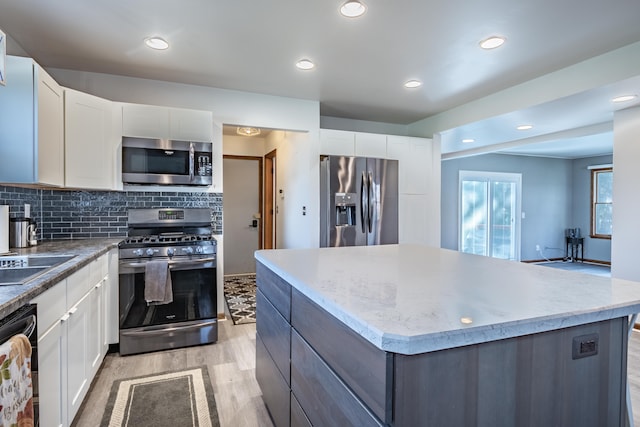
73, 316, 640, 427
71, 319, 274, 427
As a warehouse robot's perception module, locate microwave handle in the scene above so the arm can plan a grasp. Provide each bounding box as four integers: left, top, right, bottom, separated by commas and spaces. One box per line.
189, 142, 195, 182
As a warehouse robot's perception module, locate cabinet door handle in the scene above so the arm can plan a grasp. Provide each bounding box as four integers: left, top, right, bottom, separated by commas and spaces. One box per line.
69, 307, 78, 315
61, 314, 70, 322
95, 282, 102, 289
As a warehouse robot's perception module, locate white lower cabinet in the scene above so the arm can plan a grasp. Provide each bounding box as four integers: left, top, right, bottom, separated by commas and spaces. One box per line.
32, 252, 112, 427
38, 317, 67, 427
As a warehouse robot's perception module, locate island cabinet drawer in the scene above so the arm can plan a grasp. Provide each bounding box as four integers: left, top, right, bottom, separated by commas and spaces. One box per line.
291, 394, 312, 427
291, 288, 392, 424
256, 333, 290, 427
256, 262, 291, 321
291, 330, 385, 427
256, 289, 291, 384
66, 263, 91, 307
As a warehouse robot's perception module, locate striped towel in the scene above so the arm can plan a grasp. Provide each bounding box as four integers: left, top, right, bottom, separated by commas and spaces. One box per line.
0, 334, 33, 427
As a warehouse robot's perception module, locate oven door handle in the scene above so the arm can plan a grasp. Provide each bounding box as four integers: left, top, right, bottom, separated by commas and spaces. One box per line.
120, 320, 217, 336
119, 256, 216, 271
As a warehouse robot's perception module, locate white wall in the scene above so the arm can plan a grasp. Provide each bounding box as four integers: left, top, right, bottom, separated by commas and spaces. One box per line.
223, 134, 267, 157
612, 106, 640, 281
264, 130, 317, 249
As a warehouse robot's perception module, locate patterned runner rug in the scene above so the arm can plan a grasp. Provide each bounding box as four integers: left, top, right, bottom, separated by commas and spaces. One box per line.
223, 274, 257, 325
100, 367, 219, 427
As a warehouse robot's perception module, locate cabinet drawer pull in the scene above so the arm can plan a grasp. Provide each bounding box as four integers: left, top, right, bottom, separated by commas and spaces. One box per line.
61, 314, 70, 322
69, 307, 78, 315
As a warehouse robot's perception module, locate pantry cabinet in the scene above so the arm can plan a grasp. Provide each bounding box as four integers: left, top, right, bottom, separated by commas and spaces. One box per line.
64, 88, 119, 190
122, 103, 213, 142
32, 251, 113, 427
0, 55, 64, 186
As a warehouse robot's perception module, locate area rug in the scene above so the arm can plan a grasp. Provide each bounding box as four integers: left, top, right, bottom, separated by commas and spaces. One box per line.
223, 274, 257, 325
100, 367, 220, 427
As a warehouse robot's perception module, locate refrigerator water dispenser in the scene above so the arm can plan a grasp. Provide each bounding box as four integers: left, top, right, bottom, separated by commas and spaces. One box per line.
335, 193, 356, 226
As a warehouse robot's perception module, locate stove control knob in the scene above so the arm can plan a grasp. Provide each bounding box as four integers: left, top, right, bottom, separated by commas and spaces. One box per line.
195, 246, 204, 254
132, 249, 144, 257
145, 248, 155, 257
182, 247, 194, 255
167, 248, 175, 257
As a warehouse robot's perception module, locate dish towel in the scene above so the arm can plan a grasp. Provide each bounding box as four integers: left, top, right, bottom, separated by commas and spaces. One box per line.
145, 260, 173, 305
0, 334, 34, 427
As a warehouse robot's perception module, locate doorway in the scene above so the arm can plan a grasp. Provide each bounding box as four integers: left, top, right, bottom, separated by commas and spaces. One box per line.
459, 170, 522, 261
264, 149, 277, 249
223, 156, 263, 274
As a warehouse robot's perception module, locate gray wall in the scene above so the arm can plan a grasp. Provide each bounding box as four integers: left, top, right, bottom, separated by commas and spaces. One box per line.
441, 153, 573, 261
571, 155, 613, 263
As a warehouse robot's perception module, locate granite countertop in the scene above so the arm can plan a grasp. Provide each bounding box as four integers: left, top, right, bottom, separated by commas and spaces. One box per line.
255, 244, 640, 355
0, 238, 122, 319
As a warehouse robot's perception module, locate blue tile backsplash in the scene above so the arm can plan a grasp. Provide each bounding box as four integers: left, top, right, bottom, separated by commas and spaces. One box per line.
0, 185, 223, 240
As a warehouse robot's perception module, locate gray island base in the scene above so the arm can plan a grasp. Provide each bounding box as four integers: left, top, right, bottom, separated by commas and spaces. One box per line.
254, 245, 640, 426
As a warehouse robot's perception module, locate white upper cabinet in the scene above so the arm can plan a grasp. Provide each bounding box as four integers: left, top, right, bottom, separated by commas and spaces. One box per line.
170, 108, 213, 142
354, 132, 387, 158
0, 55, 64, 186
122, 103, 212, 142
64, 88, 118, 190
319, 129, 355, 156
387, 135, 432, 194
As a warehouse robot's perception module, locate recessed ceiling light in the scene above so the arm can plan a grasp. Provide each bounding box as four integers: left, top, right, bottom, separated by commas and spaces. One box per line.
296, 59, 315, 70
462, 138, 475, 143
340, 0, 366, 18
144, 37, 169, 50
479, 36, 506, 50
516, 124, 533, 131
404, 80, 422, 89
460, 316, 473, 325
612, 94, 637, 103
237, 127, 261, 137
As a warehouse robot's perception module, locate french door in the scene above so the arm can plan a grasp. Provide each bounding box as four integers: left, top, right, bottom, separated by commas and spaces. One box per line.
459, 171, 522, 261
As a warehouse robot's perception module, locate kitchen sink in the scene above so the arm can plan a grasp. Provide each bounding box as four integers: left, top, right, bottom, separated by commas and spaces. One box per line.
0, 266, 49, 286
0, 254, 77, 285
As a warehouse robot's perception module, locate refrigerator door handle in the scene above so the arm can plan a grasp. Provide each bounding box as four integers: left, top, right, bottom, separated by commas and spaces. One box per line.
368, 171, 374, 233
360, 171, 367, 233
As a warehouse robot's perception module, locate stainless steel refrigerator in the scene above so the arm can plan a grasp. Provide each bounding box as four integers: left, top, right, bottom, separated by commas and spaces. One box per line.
320, 155, 398, 247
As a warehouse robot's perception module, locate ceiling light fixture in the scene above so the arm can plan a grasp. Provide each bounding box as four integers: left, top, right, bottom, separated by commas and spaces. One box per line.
237, 127, 261, 137
404, 80, 422, 89
296, 59, 315, 70
144, 37, 169, 50
516, 124, 533, 131
462, 138, 475, 143
479, 36, 506, 50
340, 0, 367, 18
612, 94, 637, 103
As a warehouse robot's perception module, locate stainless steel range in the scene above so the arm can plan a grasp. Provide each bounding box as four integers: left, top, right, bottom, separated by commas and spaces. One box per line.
118, 208, 217, 356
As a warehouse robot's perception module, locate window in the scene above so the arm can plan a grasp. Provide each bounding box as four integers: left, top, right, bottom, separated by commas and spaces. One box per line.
591, 167, 612, 238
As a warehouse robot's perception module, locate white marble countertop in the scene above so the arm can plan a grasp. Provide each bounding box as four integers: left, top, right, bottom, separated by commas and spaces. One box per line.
255, 244, 640, 355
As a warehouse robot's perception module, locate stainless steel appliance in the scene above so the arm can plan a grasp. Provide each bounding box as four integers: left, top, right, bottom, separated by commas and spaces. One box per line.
9, 217, 37, 248
0, 304, 38, 426
122, 137, 213, 186
320, 155, 398, 247
118, 208, 217, 356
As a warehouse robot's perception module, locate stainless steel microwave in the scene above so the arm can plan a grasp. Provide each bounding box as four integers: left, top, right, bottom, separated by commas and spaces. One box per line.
122, 137, 213, 186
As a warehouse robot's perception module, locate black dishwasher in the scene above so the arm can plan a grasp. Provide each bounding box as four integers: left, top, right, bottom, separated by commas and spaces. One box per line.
0, 304, 38, 426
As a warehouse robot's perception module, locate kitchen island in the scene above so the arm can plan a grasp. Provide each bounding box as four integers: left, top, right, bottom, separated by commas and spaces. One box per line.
255, 244, 640, 427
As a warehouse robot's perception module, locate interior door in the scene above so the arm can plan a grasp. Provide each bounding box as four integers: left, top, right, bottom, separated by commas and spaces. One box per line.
223, 156, 262, 274
459, 171, 522, 260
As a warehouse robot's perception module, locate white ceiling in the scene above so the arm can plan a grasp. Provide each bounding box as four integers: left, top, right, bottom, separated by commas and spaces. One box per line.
1, 0, 640, 158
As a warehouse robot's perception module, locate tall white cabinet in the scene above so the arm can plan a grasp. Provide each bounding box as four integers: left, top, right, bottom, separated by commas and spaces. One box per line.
319, 129, 441, 247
